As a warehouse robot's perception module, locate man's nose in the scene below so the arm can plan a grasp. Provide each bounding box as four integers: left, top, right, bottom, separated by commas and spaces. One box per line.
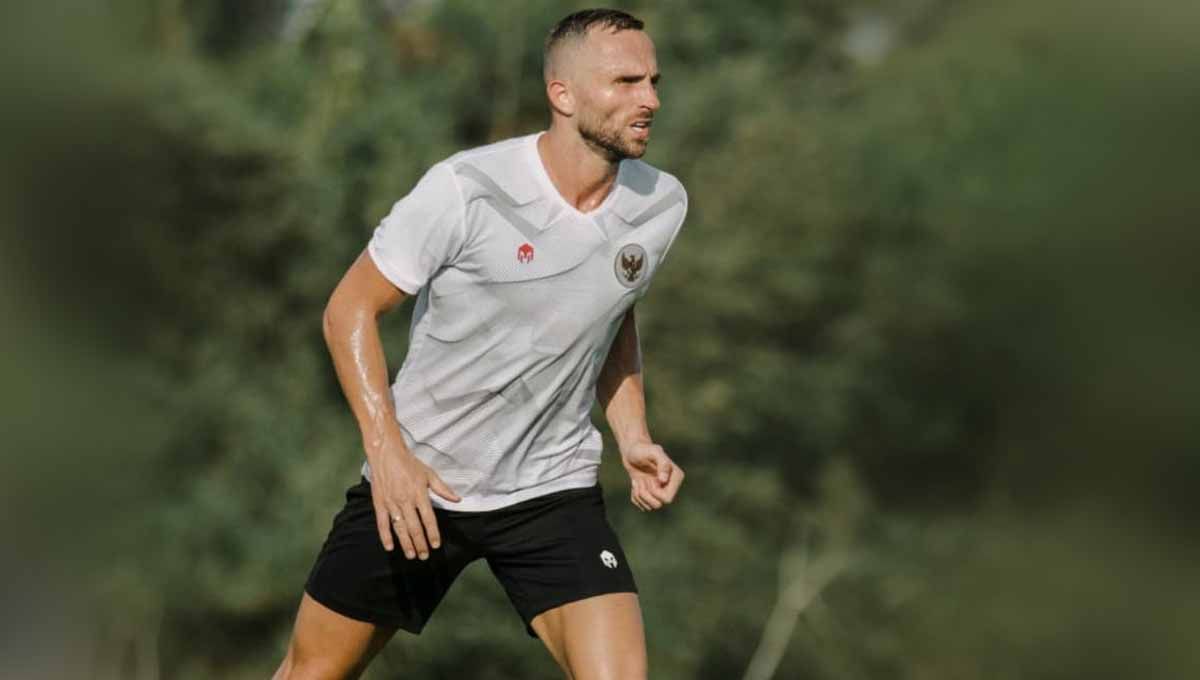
642, 82, 660, 113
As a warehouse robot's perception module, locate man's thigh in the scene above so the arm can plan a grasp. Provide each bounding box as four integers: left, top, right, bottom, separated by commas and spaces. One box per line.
530, 592, 647, 680
481, 484, 638, 639
276, 593, 396, 680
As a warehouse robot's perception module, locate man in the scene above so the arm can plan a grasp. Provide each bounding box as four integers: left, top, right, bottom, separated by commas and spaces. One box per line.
274, 9, 687, 680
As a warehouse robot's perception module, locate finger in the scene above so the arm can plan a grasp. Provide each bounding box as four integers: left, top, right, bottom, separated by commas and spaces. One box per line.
630, 480, 648, 511
638, 481, 664, 510
401, 504, 430, 560
648, 464, 685, 504
390, 506, 416, 559
416, 499, 442, 550
428, 471, 461, 503
664, 465, 685, 500
632, 492, 649, 512
628, 479, 648, 510
374, 502, 394, 552
656, 455, 672, 485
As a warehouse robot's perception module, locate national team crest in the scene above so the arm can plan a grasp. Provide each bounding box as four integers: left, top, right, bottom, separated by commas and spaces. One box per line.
614, 243, 647, 288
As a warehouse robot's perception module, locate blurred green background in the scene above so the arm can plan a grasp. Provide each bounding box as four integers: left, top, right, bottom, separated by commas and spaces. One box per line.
1, 0, 1198, 678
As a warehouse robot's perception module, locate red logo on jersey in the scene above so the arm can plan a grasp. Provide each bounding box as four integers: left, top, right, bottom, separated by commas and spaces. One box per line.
517, 243, 534, 263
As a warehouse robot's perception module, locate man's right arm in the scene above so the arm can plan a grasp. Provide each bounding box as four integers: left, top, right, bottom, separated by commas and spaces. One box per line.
322, 249, 460, 559
323, 249, 407, 459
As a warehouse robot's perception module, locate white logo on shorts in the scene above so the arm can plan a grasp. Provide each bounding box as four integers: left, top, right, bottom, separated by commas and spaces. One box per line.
600, 550, 618, 569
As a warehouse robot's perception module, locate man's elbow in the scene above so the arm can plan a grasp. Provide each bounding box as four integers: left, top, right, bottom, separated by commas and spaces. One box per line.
324, 288, 387, 344
322, 292, 347, 346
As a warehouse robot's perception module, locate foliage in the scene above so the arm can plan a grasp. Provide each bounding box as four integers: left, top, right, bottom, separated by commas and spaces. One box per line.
2, 0, 1197, 678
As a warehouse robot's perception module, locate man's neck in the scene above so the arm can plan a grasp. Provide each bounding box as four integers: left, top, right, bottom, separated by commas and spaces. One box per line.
537, 126, 621, 213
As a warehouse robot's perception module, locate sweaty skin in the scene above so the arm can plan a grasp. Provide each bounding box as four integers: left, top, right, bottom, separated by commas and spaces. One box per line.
322, 250, 461, 561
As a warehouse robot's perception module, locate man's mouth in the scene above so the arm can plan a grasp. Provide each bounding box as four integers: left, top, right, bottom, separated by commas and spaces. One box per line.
630, 119, 653, 139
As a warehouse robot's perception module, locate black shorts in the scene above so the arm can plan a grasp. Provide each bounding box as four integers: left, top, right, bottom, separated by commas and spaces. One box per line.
304, 477, 638, 638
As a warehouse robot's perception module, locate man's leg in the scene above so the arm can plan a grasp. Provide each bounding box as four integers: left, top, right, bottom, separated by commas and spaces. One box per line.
272, 593, 397, 680
530, 593, 647, 680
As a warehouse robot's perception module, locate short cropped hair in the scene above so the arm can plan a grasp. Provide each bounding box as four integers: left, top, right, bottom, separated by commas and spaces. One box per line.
543, 8, 645, 80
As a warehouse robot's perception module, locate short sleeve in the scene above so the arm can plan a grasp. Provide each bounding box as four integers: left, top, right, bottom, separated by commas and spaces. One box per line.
367, 162, 466, 295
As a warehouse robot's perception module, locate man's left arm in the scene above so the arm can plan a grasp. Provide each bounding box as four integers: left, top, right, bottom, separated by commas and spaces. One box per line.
596, 306, 685, 511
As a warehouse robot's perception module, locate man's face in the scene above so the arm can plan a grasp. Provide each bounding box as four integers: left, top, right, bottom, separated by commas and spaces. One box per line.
570, 28, 661, 161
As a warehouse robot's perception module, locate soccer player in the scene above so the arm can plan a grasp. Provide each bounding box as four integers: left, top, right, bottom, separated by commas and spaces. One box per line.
273, 9, 687, 680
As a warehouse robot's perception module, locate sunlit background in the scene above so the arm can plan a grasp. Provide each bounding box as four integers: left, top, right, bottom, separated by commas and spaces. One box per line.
1, 1, 1198, 678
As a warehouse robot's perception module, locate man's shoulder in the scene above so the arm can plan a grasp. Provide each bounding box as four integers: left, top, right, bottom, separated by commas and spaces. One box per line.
437, 134, 540, 205
613, 159, 687, 227
441, 133, 535, 173
621, 158, 685, 195
442, 134, 534, 168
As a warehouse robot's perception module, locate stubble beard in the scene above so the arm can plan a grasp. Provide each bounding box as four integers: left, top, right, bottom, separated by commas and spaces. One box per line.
578, 111, 646, 162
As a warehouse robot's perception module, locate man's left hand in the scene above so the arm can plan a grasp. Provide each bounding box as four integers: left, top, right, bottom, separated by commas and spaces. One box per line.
620, 441, 684, 511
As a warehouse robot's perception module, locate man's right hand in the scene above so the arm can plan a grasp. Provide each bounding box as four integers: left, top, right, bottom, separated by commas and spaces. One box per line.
367, 436, 461, 559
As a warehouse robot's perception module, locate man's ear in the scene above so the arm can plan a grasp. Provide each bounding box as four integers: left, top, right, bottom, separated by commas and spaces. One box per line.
546, 78, 575, 117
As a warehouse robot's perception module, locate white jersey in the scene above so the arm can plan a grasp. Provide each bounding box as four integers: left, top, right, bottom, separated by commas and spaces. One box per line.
362, 132, 687, 511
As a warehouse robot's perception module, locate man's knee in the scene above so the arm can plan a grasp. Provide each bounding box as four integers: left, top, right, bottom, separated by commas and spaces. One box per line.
563, 642, 646, 680
568, 658, 646, 680
272, 647, 365, 680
